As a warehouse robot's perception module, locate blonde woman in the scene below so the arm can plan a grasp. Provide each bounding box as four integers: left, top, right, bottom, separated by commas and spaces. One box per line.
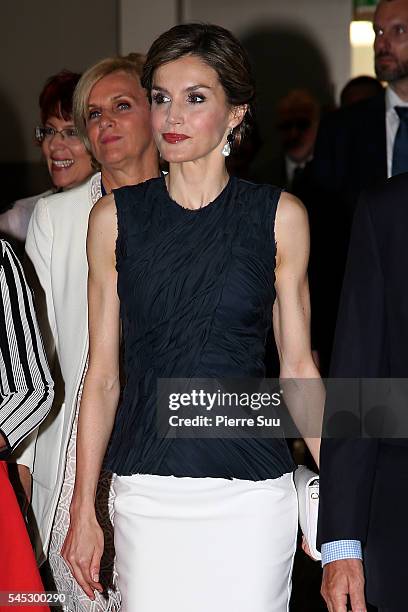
20, 55, 159, 611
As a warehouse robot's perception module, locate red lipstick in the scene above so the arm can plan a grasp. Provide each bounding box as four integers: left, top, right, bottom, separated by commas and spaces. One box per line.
100, 135, 122, 145
163, 133, 190, 144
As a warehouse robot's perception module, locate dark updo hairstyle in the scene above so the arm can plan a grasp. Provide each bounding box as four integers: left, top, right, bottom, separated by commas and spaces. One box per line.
39, 70, 82, 125
141, 23, 255, 150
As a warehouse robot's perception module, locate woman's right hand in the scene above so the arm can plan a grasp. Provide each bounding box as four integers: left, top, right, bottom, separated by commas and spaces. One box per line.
301, 535, 315, 560
61, 507, 104, 599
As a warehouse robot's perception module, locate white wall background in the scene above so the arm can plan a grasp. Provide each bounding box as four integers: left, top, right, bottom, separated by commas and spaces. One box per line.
119, 0, 179, 56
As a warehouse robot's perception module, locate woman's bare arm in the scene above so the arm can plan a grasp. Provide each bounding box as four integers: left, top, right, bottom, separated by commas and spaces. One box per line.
273, 192, 324, 467
62, 193, 120, 599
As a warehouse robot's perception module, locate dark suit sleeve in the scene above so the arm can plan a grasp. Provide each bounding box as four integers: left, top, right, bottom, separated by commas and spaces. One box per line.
317, 191, 383, 547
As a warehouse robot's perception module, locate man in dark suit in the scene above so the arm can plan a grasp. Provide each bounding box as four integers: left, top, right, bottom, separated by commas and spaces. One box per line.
318, 172, 408, 611
273, 89, 320, 191
304, 0, 408, 373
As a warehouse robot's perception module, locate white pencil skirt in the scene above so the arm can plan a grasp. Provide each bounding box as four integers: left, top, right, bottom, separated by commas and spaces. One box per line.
113, 472, 298, 612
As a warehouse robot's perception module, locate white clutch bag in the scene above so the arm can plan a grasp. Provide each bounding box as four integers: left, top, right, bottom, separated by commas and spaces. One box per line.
294, 465, 321, 561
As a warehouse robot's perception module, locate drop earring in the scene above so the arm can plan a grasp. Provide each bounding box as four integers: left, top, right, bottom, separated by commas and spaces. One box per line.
222, 128, 234, 157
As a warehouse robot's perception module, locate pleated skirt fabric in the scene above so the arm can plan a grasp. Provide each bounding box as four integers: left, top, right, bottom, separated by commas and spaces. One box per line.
113, 472, 297, 612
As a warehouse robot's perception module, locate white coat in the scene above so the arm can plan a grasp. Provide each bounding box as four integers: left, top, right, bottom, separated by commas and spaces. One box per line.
16, 173, 102, 561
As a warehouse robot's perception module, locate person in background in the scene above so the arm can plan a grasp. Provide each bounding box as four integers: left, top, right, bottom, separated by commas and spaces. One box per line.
0, 71, 93, 251
318, 172, 408, 611
303, 0, 408, 373
17, 54, 159, 612
340, 75, 385, 108
275, 89, 320, 191
62, 23, 322, 611
0, 239, 54, 609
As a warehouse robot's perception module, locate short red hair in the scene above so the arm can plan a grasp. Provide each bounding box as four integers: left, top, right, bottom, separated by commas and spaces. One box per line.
39, 70, 81, 125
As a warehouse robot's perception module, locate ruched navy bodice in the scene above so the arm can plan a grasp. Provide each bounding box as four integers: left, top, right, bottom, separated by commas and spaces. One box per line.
104, 176, 295, 479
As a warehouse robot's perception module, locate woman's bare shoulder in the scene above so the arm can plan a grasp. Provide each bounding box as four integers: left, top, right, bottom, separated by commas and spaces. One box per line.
275, 192, 309, 268
87, 194, 118, 267
89, 193, 117, 229
276, 191, 308, 231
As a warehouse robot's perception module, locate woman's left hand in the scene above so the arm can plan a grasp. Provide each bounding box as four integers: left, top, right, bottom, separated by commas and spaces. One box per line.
61, 508, 104, 599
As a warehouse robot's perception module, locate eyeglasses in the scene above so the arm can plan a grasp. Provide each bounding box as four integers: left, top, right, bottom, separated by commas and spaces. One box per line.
35, 125, 80, 143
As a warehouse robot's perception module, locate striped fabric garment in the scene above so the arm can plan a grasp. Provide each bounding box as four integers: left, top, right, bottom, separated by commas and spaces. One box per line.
0, 239, 54, 457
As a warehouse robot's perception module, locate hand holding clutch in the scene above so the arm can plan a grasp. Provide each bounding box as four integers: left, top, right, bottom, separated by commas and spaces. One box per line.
294, 465, 321, 561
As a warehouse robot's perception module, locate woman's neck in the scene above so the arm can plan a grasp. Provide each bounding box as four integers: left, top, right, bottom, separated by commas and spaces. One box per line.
166, 160, 230, 210
101, 151, 160, 193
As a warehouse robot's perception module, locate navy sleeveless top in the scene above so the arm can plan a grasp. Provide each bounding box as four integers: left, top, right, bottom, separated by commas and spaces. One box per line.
104, 175, 295, 480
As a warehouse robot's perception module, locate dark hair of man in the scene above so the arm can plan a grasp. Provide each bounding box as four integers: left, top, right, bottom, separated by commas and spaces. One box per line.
39, 70, 81, 125
141, 23, 256, 149
340, 75, 385, 106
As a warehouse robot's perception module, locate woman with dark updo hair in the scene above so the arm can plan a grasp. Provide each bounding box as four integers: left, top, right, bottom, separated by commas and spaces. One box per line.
63, 24, 322, 611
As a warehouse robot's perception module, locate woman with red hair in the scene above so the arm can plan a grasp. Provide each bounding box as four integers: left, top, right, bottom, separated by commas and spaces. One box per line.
0, 70, 92, 251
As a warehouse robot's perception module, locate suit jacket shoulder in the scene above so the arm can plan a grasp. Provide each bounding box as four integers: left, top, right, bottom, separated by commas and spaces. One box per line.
359, 172, 408, 256
363, 171, 408, 217
319, 92, 385, 132
311, 92, 387, 202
